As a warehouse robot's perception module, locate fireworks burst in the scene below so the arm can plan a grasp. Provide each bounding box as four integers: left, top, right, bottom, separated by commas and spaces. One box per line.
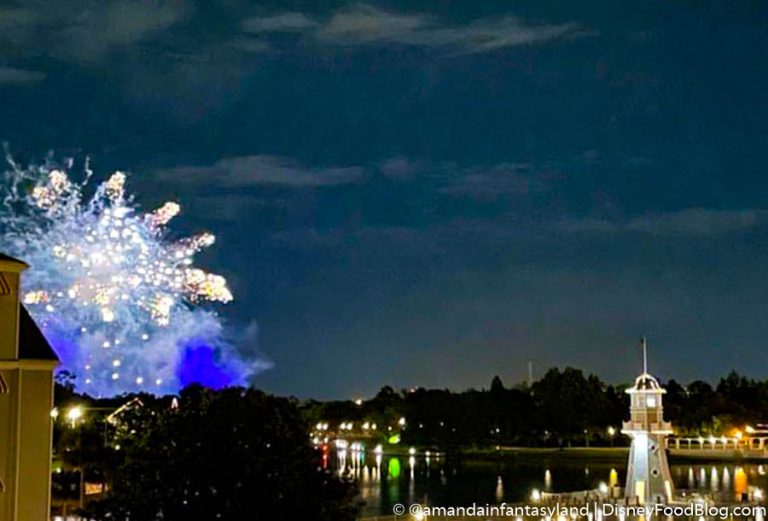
1, 155, 252, 395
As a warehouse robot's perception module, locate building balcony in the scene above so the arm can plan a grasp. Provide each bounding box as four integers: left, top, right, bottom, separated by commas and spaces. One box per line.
622, 420, 673, 434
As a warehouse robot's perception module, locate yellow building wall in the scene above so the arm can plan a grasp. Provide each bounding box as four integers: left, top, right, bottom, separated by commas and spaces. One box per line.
17, 369, 54, 521
0, 368, 55, 521
0, 269, 22, 521
0, 369, 20, 520
0, 271, 21, 359
0, 261, 56, 521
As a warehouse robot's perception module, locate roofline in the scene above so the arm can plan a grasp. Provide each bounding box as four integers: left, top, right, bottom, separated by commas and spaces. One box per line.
0, 255, 28, 272
0, 359, 59, 370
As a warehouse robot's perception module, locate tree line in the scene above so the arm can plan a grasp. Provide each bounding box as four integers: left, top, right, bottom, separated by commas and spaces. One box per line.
303, 369, 768, 447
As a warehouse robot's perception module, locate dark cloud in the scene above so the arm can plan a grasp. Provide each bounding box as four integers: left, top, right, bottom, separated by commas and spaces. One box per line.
377, 157, 421, 179
242, 12, 317, 34
0, 66, 45, 84
560, 209, 768, 236
240, 4, 585, 54
318, 4, 584, 53
439, 163, 558, 198
0, 1, 188, 64
156, 155, 364, 188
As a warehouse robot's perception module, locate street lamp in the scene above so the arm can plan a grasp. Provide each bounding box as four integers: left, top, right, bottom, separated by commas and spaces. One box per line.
607, 426, 616, 447
60, 404, 114, 506
67, 406, 84, 428
64, 406, 86, 509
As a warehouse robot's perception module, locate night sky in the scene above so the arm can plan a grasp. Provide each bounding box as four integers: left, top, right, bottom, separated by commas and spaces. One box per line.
2, 1, 768, 399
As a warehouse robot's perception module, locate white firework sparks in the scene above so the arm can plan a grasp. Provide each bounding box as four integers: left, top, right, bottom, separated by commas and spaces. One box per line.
1, 155, 249, 395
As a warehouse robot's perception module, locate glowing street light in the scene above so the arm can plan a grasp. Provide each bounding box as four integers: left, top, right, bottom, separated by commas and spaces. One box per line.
398, 417, 406, 427
67, 406, 84, 428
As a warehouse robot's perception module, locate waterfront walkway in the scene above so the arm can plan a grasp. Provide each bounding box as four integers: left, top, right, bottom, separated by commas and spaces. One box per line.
667, 436, 768, 460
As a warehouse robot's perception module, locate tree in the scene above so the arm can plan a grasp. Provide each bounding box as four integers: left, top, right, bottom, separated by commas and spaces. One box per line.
55, 370, 78, 392
490, 375, 505, 394
90, 386, 359, 521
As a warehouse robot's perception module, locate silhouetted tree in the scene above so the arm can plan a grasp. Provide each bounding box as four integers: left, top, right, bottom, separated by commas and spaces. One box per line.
89, 386, 359, 521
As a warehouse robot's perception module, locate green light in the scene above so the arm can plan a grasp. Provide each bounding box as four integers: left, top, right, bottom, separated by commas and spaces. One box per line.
388, 457, 401, 478
388, 433, 401, 444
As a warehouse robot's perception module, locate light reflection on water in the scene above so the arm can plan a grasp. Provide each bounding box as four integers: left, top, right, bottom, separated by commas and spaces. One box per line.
329, 449, 768, 518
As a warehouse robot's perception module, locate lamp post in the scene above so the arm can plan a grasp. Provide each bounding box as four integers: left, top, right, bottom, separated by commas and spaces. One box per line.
607, 426, 616, 447
58, 405, 114, 509
65, 406, 86, 509
67, 405, 83, 428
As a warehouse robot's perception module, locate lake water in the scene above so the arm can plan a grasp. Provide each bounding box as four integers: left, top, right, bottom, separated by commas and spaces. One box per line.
329, 450, 768, 518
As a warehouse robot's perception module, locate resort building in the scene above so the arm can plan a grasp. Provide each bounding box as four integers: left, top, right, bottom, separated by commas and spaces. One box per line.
0, 253, 59, 521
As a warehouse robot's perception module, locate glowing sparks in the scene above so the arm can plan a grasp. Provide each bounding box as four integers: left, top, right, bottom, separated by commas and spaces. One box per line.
23, 290, 49, 304
21, 170, 232, 324
146, 201, 181, 228
1, 156, 251, 395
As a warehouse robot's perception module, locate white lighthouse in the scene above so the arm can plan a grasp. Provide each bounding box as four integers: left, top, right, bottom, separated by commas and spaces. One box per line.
622, 339, 674, 505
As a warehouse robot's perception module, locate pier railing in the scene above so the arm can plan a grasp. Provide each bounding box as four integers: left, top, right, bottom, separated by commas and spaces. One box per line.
666, 436, 768, 450
622, 420, 673, 433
